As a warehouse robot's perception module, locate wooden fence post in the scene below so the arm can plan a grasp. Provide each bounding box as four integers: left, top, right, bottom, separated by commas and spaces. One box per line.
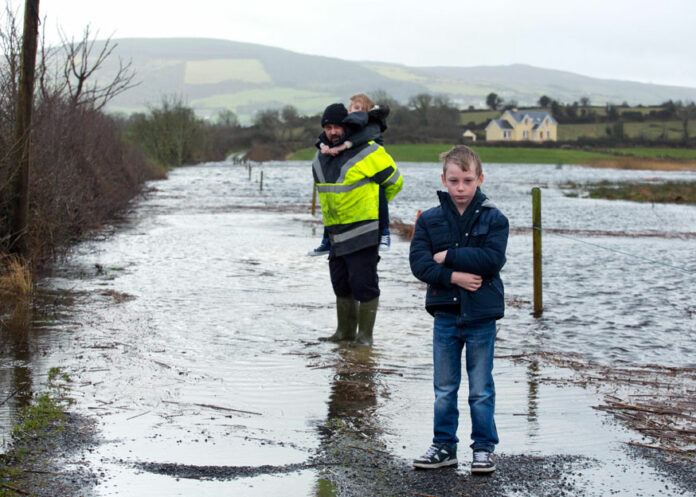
260, 171, 263, 191
532, 187, 543, 316
411, 210, 422, 240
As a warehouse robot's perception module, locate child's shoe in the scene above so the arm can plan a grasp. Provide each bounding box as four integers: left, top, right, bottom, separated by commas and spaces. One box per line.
471, 450, 496, 474
413, 444, 457, 469
307, 238, 331, 256
379, 233, 391, 251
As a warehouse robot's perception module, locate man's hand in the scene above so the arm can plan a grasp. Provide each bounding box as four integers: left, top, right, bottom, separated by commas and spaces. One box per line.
433, 250, 447, 264
451, 272, 482, 292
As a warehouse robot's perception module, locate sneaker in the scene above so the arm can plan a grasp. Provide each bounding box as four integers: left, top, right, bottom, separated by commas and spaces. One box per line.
413, 444, 457, 469
471, 450, 496, 474
307, 238, 330, 256
379, 233, 391, 251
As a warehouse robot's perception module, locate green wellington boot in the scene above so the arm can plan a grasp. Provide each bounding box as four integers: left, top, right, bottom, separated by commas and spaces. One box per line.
319, 296, 358, 342
350, 297, 379, 347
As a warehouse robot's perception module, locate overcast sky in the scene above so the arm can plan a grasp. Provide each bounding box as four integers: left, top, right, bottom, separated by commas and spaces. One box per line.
19, 0, 696, 88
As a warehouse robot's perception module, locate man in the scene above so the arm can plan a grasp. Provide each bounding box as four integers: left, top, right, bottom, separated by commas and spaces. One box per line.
313, 103, 403, 347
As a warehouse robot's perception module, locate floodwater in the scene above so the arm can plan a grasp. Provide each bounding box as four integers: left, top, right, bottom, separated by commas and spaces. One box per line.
1, 159, 695, 496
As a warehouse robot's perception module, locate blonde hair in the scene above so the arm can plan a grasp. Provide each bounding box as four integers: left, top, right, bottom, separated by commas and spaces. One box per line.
440, 146, 482, 177
349, 93, 374, 112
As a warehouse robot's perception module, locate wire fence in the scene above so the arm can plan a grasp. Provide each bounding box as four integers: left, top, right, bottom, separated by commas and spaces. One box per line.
534, 226, 695, 275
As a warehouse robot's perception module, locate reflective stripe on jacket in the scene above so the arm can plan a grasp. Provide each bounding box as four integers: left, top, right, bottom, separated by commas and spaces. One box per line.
313, 142, 403, 256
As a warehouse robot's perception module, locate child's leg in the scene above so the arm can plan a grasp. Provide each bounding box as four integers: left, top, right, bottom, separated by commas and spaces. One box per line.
463, 320, 498, 452
307, 227, 331, 256
378, 187, 389, 234
432, 313, 464, 448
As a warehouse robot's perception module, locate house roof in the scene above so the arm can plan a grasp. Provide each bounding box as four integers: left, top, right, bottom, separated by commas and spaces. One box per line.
504, 110, 558, 125
488, 119, 514, 130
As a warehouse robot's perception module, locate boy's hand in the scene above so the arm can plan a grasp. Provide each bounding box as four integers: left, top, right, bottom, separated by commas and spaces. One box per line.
451, 272, 482, 292
319, 143, 330, 154
325, 144, 348, 156
433, 250, 447, 264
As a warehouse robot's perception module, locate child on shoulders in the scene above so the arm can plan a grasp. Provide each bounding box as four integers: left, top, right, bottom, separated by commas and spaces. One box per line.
308, 93, 392, 256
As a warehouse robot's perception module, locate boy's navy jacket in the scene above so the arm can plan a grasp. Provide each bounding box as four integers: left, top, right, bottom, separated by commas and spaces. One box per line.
409, 189, 509, 322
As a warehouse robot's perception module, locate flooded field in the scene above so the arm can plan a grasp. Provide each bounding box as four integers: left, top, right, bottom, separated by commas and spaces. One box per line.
1, 160, 695, 496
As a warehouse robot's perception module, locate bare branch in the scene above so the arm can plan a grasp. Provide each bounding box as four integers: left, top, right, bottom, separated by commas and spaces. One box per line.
58, 24, 139, 110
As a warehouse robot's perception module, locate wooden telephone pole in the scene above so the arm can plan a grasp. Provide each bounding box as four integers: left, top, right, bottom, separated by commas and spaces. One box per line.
10, 0, 40, 256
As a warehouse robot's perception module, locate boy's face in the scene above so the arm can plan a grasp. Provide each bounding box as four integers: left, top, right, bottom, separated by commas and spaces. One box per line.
348, 101, 364, 113
441, 162, 483, 212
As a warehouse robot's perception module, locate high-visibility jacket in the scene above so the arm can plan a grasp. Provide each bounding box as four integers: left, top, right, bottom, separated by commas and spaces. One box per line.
312, 142, 403, 256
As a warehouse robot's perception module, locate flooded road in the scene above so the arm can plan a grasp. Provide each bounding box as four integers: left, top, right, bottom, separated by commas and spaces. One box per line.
1, 160, 695, 496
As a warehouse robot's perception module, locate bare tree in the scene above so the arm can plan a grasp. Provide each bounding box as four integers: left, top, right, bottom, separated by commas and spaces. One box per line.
0, 4, 21, 125
59, 25, 138, 110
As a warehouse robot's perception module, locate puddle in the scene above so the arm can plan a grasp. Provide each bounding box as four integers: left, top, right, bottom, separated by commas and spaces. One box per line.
1, 160, 695, 495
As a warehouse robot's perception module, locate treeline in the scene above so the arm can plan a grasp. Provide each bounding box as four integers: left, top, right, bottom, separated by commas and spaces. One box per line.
117, 101, 320, 164
118, 90, 465, 163
124, 90, 696, 165
0, 14, 161, 267
487, 91, 696, 126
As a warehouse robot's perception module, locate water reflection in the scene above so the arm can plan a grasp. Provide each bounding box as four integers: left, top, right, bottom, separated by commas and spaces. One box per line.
323, 346, 379, 436
526, 360, 539, 439
315, 345, 380, 496
0, 302, 35, 437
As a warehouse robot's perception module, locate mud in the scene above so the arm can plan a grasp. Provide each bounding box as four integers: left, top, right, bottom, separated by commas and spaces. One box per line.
1, 412, 99, 497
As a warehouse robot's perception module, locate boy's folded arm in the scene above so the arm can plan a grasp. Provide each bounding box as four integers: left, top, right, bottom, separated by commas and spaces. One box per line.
409, 219, 454, 287
444, 216, 509, 275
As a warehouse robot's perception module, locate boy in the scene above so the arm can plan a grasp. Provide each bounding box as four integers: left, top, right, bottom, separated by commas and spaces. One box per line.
308, 93, 391, 256
409, 146, 508, 474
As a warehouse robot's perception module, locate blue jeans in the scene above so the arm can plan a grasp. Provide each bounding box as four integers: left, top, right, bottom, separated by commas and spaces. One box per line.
432, 313, 498, 452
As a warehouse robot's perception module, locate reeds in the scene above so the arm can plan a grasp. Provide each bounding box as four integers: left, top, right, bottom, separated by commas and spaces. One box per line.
0, 252, 34, 297
500, 351, 696, 463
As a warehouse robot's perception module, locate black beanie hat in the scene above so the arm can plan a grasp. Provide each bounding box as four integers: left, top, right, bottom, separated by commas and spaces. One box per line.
321, 103, 348, 126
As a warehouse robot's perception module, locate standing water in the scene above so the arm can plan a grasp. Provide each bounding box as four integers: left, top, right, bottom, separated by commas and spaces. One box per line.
1, 160, 695, 496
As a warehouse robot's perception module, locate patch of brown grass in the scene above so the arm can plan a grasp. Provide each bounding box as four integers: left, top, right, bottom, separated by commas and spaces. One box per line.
0, 253, 34, 297
588, 157, 696, 171
390, 217, 419, 241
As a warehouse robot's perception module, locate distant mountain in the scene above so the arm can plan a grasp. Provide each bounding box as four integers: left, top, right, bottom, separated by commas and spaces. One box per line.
92, 37, 696, 123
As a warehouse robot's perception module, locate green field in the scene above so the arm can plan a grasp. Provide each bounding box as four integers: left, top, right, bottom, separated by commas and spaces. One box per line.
289, 144, 616, 164
559, 121, 694, 141
459, 110, 500, 125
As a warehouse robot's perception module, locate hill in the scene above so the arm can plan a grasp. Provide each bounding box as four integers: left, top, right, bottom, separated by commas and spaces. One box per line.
92, 37, 696, 122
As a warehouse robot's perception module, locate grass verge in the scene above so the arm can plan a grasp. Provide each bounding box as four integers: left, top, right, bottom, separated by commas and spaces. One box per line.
564, 180, 696, 204
0, 368, 73, 497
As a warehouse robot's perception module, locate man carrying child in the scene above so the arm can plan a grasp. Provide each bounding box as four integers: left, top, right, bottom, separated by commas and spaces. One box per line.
313, 102, 403, 347
308, 93, 392, 255
409, 146, 508, 473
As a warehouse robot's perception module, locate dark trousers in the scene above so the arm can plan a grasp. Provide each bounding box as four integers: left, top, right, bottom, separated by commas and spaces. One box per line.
329, 245, 380, 302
